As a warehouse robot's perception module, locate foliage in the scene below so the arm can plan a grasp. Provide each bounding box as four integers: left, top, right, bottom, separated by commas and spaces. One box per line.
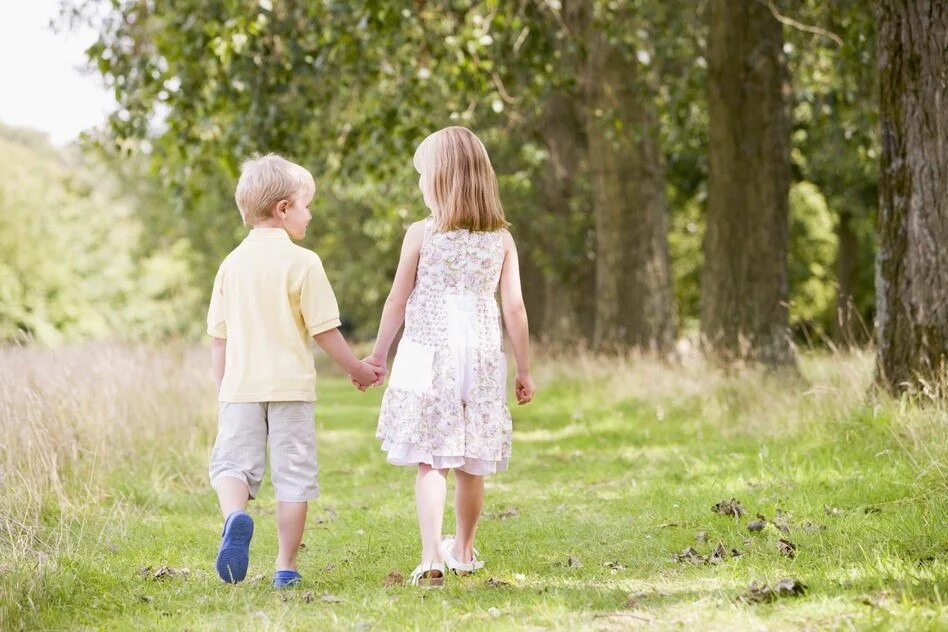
41, 0, 884, 344
0, 124, 202, 343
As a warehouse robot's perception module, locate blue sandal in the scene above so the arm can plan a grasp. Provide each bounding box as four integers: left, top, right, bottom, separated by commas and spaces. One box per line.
272, 569, 302, 588
215, 511, 254, 583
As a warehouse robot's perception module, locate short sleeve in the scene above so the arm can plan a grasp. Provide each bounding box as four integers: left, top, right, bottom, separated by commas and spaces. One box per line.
301, 258, 341, 336
206, 265, 227, 339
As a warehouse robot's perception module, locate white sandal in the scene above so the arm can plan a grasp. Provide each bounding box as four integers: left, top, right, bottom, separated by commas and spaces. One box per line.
441, 535, 485, 574
409, 561, 445, 587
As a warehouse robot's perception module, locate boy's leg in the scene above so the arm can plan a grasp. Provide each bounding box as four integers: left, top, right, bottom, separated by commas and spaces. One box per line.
452, 469, 484, 563
217, 476, 250, 517
209, 402, 267, 507
208, 402, 267, 583
416, 463, 448, 567
268, 402, 319, 574
275, 501, 307, 571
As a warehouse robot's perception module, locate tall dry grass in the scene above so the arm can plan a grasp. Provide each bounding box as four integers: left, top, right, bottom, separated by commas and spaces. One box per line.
0, 343, 214, 563
532, 344, 947, 473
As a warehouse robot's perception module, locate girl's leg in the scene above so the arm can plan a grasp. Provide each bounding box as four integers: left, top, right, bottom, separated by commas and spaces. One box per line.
217, 476, 250, 518
452, 469, 484, 563
416, 463, 448, 566
275, 501, 308, 571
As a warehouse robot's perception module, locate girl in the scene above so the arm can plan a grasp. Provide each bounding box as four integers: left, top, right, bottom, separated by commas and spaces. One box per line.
367, 126, 535, 587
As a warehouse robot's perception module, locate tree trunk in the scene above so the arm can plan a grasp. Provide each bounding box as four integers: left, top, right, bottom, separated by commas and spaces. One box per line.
834, 208, 859, 347
701, 0, 793, 366
538, 89, 595, 345
875, 0, 948, 393
583, 11, 676, 353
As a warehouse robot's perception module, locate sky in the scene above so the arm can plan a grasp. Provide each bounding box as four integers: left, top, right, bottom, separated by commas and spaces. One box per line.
0, 1, 115, 145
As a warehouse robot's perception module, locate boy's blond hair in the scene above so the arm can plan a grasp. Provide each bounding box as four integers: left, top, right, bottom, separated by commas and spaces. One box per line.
413, 126, 508, 232
235, 154, 315, 226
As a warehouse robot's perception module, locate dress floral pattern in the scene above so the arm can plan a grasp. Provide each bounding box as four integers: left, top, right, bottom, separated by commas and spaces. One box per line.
376, 217, 513, 475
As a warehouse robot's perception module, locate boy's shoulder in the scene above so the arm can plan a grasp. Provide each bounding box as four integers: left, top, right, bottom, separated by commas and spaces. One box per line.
286, 242, 323, 268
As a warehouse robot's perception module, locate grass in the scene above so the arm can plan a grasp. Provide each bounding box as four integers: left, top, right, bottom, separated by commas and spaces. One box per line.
2, 344, 947, 630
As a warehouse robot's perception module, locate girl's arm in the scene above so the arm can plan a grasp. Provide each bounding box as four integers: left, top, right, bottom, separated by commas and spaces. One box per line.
211, 336, 226, 395
368, 221, 426, 369
313, 328, 384, 388
499, 231, 535, 405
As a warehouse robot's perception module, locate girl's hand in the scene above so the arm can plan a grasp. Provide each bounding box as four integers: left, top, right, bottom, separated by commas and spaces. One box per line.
515, 371, 535, 405
363, 354, 387, 386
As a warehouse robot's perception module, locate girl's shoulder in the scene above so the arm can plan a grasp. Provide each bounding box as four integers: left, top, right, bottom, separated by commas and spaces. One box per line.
498, 227, 515, 251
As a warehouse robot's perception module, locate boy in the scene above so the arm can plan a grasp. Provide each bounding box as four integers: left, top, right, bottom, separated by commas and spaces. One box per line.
206, 154, 383, 588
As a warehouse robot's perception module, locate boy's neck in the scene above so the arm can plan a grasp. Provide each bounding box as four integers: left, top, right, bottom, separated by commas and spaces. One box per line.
252, 219, 284, 230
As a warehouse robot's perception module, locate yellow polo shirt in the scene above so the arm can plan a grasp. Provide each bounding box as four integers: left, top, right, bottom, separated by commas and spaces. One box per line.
207, 227, 341, 402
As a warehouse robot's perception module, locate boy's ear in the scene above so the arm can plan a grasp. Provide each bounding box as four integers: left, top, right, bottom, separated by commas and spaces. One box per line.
274, 199, 289, 217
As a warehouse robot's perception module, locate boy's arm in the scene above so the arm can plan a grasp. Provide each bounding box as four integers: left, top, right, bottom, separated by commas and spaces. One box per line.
210, 336, 226, 395
313, 328, 383, 388
368, 221, 425, 367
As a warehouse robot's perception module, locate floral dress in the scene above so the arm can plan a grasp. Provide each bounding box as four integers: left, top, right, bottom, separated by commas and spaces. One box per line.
376, 217, 513, 475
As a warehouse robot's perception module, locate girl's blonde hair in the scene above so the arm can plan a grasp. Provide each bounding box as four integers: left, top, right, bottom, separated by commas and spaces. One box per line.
235, 153, 315, 226
413, 126, 508, 232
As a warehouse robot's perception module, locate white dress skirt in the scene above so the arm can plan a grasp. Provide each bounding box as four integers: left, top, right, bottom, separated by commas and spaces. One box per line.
376, 218, 513, 475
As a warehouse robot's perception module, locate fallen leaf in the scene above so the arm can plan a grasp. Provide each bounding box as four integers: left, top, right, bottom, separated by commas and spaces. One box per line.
301, 591, 315, 603
864, 506, 882, 515
778, 539, 797, 558
712, 498, 746, 518
248, 573, 265, 584
141, 566, 190, 581
695, 531, 708, 543
488, 607, 502, 617
298, 542, 307, 550
324, 563, 337, 572
493, 507, 520, 520
740, 578, 806, 604
604, 561, 627, 571
383, 570, 404, 587
673, 547, 705, 564
626, 591, 648, 609
803, 521, 826, 533
824, 505, 844, 517
485, 577, 510, 587
138, 595, 154, 603
321, 594, 344, 603
567, 555, 582, 568
747, 519, 767, 533
513, 573, 526, 582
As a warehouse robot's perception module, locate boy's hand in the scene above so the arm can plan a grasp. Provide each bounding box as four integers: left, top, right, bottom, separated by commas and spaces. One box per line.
350, 360, 385, 391
363, 354, 387, 386
515, 370, 535, 405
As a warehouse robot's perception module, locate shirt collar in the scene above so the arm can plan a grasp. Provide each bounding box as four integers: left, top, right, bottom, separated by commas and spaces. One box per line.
246, 227, 290, 240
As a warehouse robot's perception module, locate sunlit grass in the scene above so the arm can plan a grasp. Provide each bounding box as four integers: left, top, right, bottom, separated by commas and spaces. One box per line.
1, 343, 946, 630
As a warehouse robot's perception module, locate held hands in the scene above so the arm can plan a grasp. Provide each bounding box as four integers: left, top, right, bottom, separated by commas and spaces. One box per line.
515, 370, 535, 405
349, 354, 387, 391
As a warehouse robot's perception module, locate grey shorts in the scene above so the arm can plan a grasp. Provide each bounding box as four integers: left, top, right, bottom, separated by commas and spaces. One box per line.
209, 401, 318, 502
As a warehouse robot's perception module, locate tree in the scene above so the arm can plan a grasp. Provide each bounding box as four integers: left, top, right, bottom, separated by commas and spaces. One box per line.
875, 0, 948, 393
701, 0, 793, 366
581, 2, 676, 352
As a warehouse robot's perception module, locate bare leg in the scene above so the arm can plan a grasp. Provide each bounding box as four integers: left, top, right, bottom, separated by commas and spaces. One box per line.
415, 464, 448, 567
452, 470, 484, 563
275, 501, 308, 571
217, 476, 250, 518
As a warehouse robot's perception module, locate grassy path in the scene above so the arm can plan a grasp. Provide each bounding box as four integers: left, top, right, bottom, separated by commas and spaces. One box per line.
8, 357, 948, 630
